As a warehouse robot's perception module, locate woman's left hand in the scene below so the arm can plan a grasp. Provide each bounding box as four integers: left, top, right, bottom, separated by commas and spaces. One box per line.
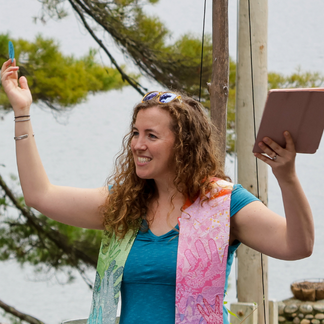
254, 131, 296, 183
231, 130, 314, 260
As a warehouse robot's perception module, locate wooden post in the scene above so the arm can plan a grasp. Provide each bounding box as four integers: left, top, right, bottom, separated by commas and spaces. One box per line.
230, 303, 258, 324
269, 300, 279, 324
235, 0, 269, 324
209, 0, 229, 169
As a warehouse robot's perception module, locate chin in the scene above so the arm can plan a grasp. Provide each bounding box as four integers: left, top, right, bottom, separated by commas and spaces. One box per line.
135, 172, 152, 180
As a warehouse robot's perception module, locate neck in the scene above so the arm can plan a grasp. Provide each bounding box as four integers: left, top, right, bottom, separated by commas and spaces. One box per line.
153, 176, 178, 199
147, 177, 185, 229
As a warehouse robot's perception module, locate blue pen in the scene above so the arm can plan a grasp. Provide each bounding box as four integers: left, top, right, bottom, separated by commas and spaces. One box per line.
8, 41, 15, 63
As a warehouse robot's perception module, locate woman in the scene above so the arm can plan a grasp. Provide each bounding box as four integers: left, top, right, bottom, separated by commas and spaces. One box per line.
1, 59, 314, 324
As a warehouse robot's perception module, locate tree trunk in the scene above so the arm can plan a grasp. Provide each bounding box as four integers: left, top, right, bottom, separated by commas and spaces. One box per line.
209, 0, 229, 169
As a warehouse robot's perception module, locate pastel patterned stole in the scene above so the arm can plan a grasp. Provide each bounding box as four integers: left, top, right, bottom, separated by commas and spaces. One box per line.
87, 229, 138, 324
176, 179, 233, 324
87, 179, 233, 324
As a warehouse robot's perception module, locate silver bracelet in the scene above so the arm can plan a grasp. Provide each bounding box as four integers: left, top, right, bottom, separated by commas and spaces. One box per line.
14, 133, 35, 141
15, 118, 31, 122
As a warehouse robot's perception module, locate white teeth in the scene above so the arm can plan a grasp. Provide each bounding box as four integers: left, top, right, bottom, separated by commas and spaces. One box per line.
138, 157, 151, 163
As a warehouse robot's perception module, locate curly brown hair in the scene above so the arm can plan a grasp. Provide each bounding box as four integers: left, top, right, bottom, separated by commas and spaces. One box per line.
101, 93, 230, 238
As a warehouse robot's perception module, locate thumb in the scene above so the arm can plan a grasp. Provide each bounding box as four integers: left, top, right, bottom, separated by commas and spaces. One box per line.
18, 76, 29, 90
284, 131, 296, 153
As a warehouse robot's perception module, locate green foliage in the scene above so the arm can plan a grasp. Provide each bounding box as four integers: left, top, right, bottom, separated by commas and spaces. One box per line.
0, 182, 101, 282
225, 61, 324, 153
0, 213, 101, 271
268, 68, 324, 89
33, 0, 68, 22
1, 310, 23, 324
0, 34, 135, 110
170, 34, 213, 98
1, 0, 324, 284
226, 58, 237, 152
36, 0, 213, 100
34, 1, 324, 153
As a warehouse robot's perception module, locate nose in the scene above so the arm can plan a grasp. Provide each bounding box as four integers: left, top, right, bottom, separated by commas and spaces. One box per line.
132, 135, 147, 151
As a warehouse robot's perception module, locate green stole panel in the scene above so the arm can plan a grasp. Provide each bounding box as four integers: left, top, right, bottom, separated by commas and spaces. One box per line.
87, 229, 138, 324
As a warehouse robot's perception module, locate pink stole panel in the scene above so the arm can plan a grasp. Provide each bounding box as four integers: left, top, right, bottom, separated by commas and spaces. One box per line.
176, 179, 233, 324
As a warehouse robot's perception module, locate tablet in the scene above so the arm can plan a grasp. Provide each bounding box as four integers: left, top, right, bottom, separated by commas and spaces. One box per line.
252, 88, 324, 154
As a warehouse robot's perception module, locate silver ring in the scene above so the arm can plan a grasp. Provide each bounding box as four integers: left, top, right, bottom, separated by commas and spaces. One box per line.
272, 155, 277, 161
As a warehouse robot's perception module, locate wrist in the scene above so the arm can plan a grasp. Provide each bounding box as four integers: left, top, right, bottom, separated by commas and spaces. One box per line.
277, 171, 299, 187
14, 109, 31, 118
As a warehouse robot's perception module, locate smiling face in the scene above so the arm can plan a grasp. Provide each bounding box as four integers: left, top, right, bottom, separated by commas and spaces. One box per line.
131, 106, 176, 184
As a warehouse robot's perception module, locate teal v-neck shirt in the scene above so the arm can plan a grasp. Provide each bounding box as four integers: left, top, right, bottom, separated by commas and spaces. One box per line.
119, 184, 258, 324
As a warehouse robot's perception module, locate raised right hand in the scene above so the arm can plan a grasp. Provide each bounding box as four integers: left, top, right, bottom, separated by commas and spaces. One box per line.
1, 59, 32, 113
2, 60, 107, 230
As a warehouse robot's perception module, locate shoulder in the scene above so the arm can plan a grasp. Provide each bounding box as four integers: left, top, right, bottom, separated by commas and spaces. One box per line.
210, 178, 234, 190
209, 178, 234, 196
230, 184, 260, 217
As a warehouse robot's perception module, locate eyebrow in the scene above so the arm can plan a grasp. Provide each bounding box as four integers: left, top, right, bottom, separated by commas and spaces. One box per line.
132, 126, 158, 134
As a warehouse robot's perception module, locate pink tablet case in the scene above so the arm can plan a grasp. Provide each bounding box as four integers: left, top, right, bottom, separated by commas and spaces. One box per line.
253, 88, 324, 154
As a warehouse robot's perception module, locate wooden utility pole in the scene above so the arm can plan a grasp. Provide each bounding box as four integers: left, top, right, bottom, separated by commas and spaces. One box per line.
209, 0, 229, 169
236, 1, 269, 324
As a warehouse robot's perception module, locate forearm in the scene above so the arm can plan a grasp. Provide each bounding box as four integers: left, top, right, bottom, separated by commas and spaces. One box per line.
279, 173, 314, 259
254, 132, 314, 259
14, 108, 52, 207
2, 62, 106, 229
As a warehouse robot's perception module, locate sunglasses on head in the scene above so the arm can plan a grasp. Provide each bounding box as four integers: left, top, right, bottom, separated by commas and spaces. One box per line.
141, 91, 182, 104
